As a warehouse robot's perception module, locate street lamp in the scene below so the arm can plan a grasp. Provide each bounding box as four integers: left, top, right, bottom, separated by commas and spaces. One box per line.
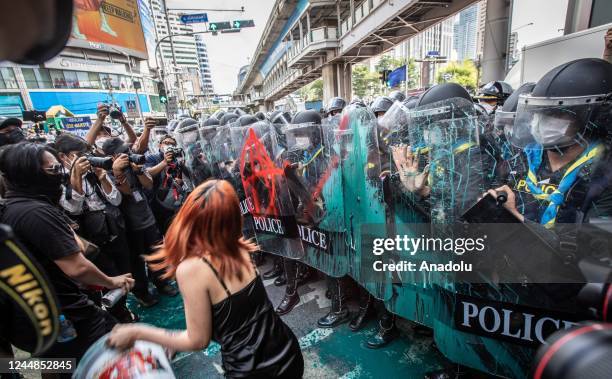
110, 46, 144, 123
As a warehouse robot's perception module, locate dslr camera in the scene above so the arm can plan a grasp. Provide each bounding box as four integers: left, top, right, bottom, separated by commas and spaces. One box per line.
86, 155, 113, 170
128, 153, 146, 165
165, 146, 184, 162
107, 103, 124, 120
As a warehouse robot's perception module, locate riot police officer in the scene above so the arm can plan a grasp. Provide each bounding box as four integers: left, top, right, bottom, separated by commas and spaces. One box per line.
219, 113, 238, 126
389, 90, 406, 103
474, 80, 514, 114
326, 97, 347, 117
371, 96, 395, 119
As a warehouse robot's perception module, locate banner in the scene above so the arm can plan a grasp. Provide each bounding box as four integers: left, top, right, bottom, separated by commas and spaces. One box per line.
70, 0, 148, 59
61, 117, 92, 138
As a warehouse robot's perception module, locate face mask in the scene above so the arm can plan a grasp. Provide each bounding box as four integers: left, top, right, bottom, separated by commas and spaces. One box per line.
28, 172, 65, 204
530, 113, 575, 148
0, 128, 25, 146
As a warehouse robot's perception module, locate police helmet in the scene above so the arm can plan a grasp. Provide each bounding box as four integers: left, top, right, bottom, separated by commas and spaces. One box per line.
219, 113, 238, 126
402, 95, 419, 110
237, 115, 259, 127
417, 82, 472, 107
292, 109, 322, 125
512, 58, 612, 149
271, 111, 292, 125
388, 90, 406, 103
327, 97, 346, 113
202, 117, 220, 127
254, 111, 266, 121
475, 81, 514, 104
371, 96, 394, 114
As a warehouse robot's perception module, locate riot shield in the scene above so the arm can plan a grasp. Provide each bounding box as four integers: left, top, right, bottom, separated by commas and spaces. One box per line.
239, 123, 304, 259
338, 105, 390, 299
278, 121, 348, 276
173, 122, 201, 191
192, 124, 218, 184
147, 126, 169, 154
210, 125, 234, 181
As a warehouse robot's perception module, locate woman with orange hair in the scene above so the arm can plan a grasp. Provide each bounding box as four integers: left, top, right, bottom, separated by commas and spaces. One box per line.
107, 180, 304, 378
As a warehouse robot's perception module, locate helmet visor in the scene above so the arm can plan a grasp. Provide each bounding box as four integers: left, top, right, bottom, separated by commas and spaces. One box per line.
511, 94, 604, 149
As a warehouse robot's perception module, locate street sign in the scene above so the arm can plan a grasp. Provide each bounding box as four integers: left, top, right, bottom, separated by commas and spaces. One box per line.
426, 50, 440, 57
221, 29, 241, 34
208, 21, 232, 32
167, 96, 178, 116
232, 19, 255, 28
180, 13, 208, 24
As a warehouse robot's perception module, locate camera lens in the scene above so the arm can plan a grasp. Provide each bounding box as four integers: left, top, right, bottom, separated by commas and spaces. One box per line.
128, 154, 146, 165
86, 156, 113, 170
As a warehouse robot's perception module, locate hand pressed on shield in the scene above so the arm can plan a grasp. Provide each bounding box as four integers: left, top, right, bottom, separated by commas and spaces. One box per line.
391, 145, 430, 197
107, 324, 141, 350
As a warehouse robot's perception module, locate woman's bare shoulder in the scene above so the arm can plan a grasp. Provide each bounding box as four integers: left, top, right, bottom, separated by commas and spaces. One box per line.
176, 256, 210, 283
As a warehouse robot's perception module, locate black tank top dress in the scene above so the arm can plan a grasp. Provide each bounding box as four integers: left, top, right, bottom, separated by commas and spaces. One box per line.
201, 257, 304, 378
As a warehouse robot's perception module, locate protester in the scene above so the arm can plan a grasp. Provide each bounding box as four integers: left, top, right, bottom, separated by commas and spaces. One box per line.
102, 137, 178, 306
0, 142, 134, 364
0, 117, 25, 147
108, 180, 304, 378
55, 133, 139, 323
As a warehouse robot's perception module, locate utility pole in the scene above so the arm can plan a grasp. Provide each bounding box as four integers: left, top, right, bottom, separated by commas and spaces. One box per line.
161, 0, 185, 110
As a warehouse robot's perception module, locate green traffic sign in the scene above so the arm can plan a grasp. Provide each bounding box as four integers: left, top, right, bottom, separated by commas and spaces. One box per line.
160, 96, 167, 104
233, 19, 255, 28
208, 21, 231, 32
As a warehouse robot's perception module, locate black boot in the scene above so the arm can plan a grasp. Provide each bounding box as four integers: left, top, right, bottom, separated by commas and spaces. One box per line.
317, 278, 349, 328
296, 263, 312, 287
349, 292, 372, 331
275, 291, 300, 315
274, 273, 287, 286
263, 257, 283, 279
366, 312, 396, 349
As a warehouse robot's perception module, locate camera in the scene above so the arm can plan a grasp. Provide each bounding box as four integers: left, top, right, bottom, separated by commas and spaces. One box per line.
86, 155, 113, 170
108, 103, 123, 120
165, 146, 184, 160
22, 110, 46, 123
128, 153, 146, 165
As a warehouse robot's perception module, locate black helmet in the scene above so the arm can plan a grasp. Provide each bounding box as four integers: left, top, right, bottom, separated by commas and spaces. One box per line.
176, 118, 198, 131
271, 111, 292, 125
475, 81, 514, 104
233, 108, 247, 116
237, 115, 259, 127
291, 109, 322, 125
214, 111, 226, 121
402, 95, 419, 110
494, 82, 536, 135
371, 96, 394, 114
219, 113, 238, 126
349, 98, 366, 108
203, 117, 220, 126
388, 90, 406, 103
327, 97, 346, 113
254, 111, 266, 120
511, 58, 612, 149
417, 83, 472, 107
501, 82, 536, 113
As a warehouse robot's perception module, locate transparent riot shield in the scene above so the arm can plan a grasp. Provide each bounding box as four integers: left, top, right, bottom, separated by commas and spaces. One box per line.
278, 122, 345, 275
147, 126, 169, 154
239, 123, 304, 259
192, 125, 217, 184
210, 125, 234, 181
338, 106, 390, 299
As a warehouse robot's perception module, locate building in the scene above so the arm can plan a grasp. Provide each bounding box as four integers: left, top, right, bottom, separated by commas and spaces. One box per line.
476, 0, 487, 61
453, 3, 480, 62
195, 34, 214, 98
0, 0, 165, 119
507, 32, 519, 70
148, 0, 203, 101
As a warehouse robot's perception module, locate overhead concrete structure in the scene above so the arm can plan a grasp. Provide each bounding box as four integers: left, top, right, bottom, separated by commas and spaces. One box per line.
237, 0, 481, 109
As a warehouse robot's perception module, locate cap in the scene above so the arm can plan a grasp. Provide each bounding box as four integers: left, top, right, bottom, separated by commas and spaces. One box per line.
0, 118, 22, 130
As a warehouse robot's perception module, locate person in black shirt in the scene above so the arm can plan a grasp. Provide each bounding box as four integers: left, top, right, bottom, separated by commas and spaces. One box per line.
0, 142, 134, 363
102, 137, 178, 306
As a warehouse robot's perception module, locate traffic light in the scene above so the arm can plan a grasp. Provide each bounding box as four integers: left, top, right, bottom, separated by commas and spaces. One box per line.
380, 70, 392, 86
157, 82, 167, 104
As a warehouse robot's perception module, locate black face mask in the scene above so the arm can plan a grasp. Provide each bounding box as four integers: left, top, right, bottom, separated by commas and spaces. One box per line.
30, 173, 66, 204
0, 129, 25, 146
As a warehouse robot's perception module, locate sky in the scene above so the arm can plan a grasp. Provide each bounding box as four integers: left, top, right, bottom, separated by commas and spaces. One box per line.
164, 0, 570, 94
167, 0, 275, 94
510, 0, 569, 50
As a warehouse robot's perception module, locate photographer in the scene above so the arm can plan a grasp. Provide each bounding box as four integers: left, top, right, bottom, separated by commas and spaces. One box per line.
102, 137, 178, 306
145, 134, 191, 233
55, 134, 139, 323
0, 142, 134, 363
85, 103, 137, 151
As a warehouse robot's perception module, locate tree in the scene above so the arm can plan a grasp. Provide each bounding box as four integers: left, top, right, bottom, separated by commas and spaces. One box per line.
297, 78, 323, 101
436, 60, 478, 93
351, 64, 380, 98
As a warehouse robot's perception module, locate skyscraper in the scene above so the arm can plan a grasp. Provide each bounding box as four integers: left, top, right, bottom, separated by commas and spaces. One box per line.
453, 3, 479, 62
195, 34, 214, 97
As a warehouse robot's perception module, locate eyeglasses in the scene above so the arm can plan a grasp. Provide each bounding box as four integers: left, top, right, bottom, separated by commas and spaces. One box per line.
44, 164, 64, 175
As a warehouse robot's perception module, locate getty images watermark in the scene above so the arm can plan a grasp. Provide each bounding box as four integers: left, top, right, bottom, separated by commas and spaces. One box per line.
370, 234, 487, 273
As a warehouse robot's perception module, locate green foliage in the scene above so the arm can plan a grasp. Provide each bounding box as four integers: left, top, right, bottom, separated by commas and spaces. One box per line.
351, 64, 381, 98
297, 79, 323, 101
436, 60, 478, 92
